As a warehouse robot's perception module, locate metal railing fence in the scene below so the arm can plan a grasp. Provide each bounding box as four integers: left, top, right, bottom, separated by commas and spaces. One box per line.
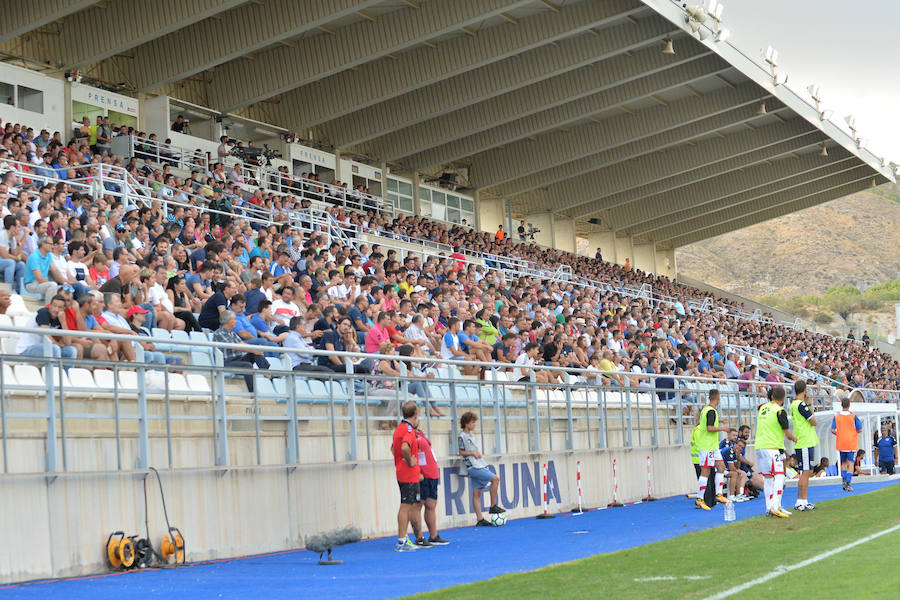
0, 325, 893, 477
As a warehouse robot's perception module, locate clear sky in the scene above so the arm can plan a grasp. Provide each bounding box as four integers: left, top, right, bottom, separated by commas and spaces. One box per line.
719, 0, 900, 165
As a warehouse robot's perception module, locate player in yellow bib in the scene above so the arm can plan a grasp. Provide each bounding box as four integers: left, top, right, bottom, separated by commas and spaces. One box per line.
790, 380, 818, 511
695, 389, 730, 510
756, 386, 798, 518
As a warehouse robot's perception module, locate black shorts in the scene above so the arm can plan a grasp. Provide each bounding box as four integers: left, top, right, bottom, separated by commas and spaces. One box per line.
693, 464, 701, 478
794, 447, 815, 471
879, 461, 895, 475
398, 481, 421, 505
419, 477, 439, 501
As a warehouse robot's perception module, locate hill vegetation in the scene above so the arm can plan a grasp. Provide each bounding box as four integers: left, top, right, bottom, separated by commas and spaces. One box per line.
677, 184, 900, 298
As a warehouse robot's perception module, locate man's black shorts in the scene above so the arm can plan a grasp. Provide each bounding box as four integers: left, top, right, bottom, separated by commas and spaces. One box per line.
879, 461, 895, 475
794, 447, 815, 471
398, 481, 421, 505
420, 477, 439, 501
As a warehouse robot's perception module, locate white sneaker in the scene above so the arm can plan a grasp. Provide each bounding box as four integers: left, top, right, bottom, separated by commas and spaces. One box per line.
394, 537, 420, 552
779, 507, 792, 515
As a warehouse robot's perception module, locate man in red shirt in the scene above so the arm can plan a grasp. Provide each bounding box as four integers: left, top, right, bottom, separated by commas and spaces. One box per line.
392, 401, 422, 552
414, 427, 450, 547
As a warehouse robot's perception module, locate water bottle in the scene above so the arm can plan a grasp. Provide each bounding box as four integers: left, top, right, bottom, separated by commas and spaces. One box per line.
724, 500, 736, 522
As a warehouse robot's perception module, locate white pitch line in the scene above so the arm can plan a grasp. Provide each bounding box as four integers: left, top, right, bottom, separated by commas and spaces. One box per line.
635, 576, 712, 582
703, 522, 900, 600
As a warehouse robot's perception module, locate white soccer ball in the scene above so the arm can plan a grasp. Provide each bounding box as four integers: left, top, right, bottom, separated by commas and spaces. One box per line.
490, 512, 507, 527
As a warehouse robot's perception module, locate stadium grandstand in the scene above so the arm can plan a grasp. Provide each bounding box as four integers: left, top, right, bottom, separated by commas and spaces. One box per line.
0, 0, 898, 593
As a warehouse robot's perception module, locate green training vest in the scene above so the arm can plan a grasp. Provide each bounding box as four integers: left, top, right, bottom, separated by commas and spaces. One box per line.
790, 398, 818, 450
756, 401, 786, 450
696, 405, 719, 452
690, 425, 700, 464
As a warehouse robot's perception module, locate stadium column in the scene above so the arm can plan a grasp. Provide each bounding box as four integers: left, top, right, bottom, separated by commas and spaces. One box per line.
412, 172, 421, 217
334, 150, 342, 182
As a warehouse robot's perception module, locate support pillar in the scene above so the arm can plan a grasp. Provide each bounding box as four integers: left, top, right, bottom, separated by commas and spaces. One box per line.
412, 172, 421, 216
334, 150, 342, 183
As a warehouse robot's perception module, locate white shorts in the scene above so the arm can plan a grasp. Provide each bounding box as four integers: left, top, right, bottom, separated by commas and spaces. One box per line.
698, 449, 723, 468
756, 449, 784, 477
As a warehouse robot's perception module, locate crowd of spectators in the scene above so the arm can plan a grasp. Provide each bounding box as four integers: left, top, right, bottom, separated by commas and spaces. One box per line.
1, 115, 898, 400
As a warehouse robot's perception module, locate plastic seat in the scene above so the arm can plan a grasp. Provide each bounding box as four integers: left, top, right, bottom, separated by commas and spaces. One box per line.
13, 364, 43, 387
1, 337, 17, 354
1, 363, 16, 386
271, 377, 287, 400
7, 294, 29, 316
167, 373, 191, 393
117, 370, 139, 391
169, 330, 190, 353
92, 369, 116, 391
0, 313, 12, 333
307, 379, 328, 403
41, 366, 72, 389
65, 368, 94, 390
253, 374, 276, 397
151, 328, 173, 352
294, 378, 313, 402
12, 315, 32, 328
186, 373, 211, 395
190, 351, 212, 367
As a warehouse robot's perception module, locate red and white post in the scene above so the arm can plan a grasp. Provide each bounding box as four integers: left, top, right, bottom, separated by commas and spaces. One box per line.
645, 455, 657, 502
607, 458, 624, 508
536, 462, 555, 519
572, 459, 585, 513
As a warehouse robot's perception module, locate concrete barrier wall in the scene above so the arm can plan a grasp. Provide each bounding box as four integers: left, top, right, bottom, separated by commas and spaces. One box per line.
0, 445, 692, 583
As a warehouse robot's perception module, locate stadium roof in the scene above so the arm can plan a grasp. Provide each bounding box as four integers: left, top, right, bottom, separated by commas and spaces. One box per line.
3, 0, 894, 248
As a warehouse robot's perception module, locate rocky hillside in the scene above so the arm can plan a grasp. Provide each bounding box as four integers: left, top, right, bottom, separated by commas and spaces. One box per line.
677, 184, 900, 298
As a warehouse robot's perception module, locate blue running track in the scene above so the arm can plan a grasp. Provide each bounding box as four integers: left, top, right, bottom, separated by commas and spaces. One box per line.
2, 479, 896, 599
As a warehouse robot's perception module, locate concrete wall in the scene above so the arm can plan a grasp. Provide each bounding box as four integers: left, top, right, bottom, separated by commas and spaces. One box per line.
0, 63, 66, 135
523, 212, 554, 248
615, 235, 633, 267
633, 243, 656, 274
554, 216, 576, 253
587, 231, 616, 263
0, 445, 692, 583
477, 197, 505, 234
658, 247, 677, 279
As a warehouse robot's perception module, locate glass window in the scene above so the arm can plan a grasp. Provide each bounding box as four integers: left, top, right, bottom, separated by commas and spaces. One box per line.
0, 82, 13, 106
398, 181, 412, 196
17, 86, 43, 113
460, 197, 474, 212
398, 196, 413, 212
420, 200, 432, 217
447, 208, 461, 224
387, 178, 398, 193
432, 191, 445, 206
446, 195, 460, 209
419, 187, 431, 203
432, 203, 446, 221
387, 192, 398, 208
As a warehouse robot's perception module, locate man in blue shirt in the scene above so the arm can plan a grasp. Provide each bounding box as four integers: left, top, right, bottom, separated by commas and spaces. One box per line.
875, 426, 897, 475
24, 235, 60, 302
